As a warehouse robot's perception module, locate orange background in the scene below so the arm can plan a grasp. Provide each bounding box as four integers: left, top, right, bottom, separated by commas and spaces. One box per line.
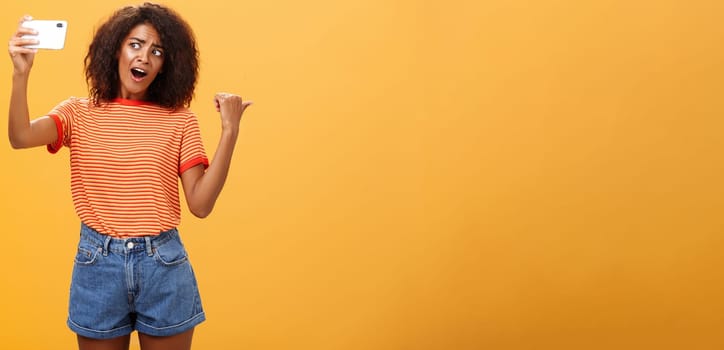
1, 0, 724, 349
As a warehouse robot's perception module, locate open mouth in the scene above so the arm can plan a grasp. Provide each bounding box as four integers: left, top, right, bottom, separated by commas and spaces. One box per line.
131, 68, 148, 79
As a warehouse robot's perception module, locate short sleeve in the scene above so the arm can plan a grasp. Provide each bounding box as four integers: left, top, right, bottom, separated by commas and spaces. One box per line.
179, 112, 209, 174
46, 97, 80, 154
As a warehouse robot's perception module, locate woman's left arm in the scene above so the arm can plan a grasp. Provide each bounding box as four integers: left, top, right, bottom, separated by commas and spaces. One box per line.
181, 92, 252, 218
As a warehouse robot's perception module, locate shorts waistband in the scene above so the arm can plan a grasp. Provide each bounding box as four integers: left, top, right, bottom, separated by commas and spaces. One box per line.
80, 223, 179, 256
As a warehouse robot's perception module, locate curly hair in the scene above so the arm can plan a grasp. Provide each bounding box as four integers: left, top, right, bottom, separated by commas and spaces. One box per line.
84, 3, 199, 109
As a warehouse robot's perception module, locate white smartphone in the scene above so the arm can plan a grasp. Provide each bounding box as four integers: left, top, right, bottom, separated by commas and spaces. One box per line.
21, 20, 68, 50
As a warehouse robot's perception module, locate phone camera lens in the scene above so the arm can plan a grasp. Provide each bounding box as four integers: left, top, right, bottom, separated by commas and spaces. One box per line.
56, 23, 63, 28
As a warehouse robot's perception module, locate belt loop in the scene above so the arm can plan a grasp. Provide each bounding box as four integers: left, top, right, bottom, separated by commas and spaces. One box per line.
144, 236, 153, 256
103, 236, 111, 256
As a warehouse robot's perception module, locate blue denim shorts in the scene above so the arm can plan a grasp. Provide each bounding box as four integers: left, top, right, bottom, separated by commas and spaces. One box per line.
68, 223, 205, 339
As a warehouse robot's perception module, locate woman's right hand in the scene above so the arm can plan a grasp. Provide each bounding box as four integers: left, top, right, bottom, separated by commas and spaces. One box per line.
8, 15, 39, 75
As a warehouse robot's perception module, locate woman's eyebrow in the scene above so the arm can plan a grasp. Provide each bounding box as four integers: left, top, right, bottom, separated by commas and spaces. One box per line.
129, 37, 164, 49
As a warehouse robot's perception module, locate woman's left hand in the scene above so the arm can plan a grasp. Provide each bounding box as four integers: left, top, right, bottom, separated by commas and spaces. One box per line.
214, 92, 252, 130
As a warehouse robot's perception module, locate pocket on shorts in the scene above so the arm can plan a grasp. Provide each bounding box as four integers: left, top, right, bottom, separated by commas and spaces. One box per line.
74, 242, 101, 265
153, 236, 189, 266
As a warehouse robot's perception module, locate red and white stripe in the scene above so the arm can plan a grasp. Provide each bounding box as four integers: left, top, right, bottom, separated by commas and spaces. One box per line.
48, 97, 208, 237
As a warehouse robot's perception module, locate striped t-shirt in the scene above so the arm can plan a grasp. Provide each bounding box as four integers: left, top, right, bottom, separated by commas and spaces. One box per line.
47, 97, 209, 237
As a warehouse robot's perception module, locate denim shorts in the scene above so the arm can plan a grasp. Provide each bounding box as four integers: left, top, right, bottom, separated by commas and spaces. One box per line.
67, 223, 205, 339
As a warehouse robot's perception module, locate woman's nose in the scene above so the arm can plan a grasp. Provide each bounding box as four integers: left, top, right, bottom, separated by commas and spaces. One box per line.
136, 49, 150, 63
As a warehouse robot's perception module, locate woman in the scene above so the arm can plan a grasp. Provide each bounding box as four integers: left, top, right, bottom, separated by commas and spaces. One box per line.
8, 3, 251, 350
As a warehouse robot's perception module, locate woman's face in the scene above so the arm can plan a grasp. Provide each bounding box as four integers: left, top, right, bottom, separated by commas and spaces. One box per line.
117, 23, 164, 100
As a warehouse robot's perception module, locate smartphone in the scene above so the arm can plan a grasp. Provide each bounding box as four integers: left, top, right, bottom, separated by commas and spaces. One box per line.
21, 20, 68, 50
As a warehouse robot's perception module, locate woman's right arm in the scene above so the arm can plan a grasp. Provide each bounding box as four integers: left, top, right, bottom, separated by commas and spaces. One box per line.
7, 15, 58, 149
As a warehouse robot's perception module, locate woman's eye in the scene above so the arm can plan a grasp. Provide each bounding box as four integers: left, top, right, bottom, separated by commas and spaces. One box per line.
130, 42, 141, 49
152, 49, 163, 57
